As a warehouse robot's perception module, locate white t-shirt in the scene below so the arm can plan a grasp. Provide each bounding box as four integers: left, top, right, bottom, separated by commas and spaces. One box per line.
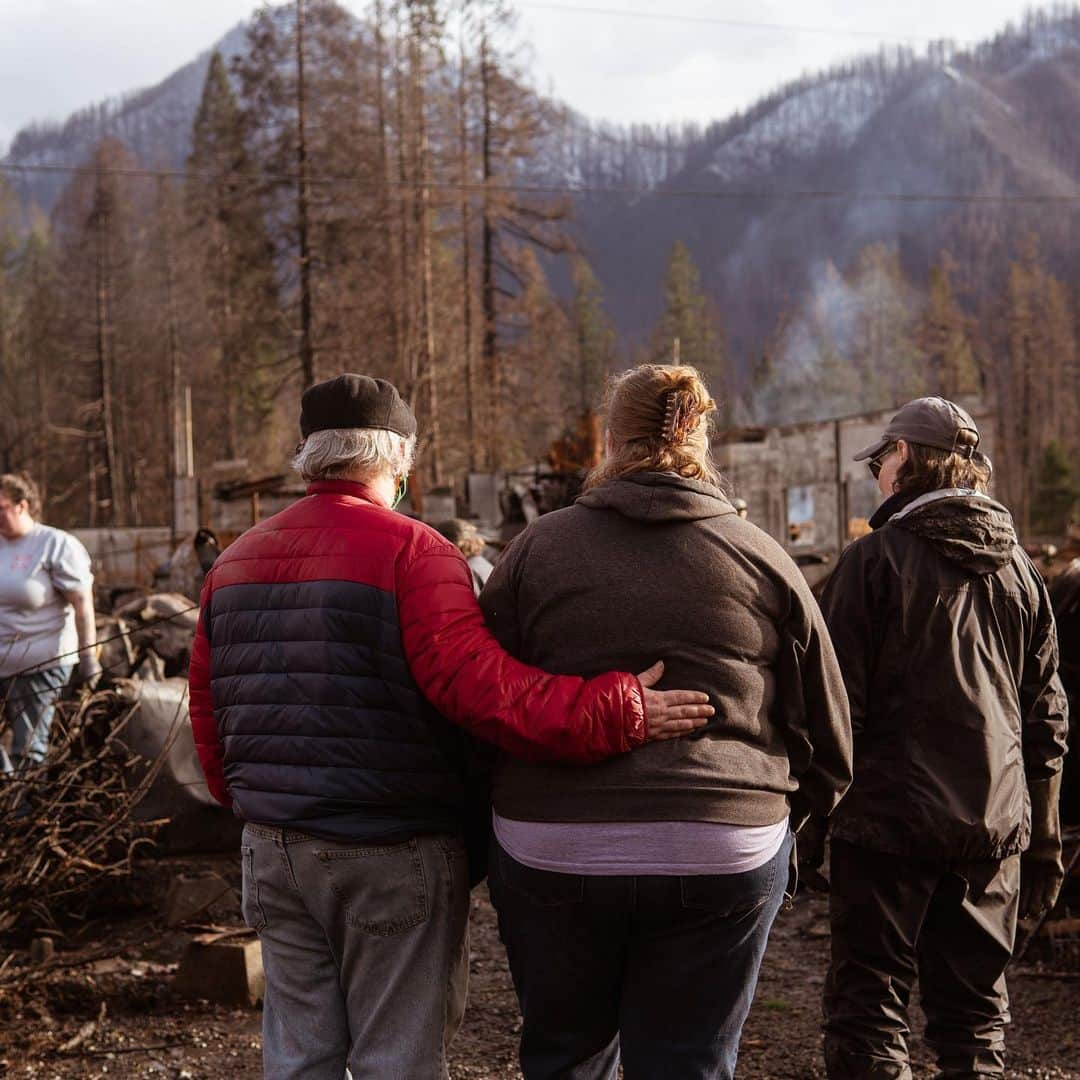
0, 524, 93, 678
493, 811, 790, 876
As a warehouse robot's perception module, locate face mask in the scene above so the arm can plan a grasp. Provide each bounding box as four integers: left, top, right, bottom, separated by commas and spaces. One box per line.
392, 475, 408, 510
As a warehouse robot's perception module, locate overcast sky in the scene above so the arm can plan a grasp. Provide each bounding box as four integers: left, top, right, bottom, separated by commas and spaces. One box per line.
0, 0, 1046, 153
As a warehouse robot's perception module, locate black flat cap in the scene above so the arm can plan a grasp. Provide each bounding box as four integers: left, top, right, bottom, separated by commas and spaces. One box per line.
300, 374, 417, 438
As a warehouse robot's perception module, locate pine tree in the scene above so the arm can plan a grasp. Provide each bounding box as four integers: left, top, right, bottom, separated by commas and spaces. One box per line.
8, 219, 59, 494
462, 0, 570, 467
918, 254, 980, 398
51, 139, 143, 526
653, 241, 730, 419
187, 49, 281, 464
847, 243, 926, 411
233, 0, 376, 394
999, 236, 1077, 532
0, 179, 27, 471
1031, 439, 1076, 536
565, 257, 616, 417
505, 247, 574, 461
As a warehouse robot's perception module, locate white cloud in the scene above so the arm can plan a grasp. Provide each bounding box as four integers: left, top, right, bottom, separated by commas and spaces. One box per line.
0, 0, 254, 151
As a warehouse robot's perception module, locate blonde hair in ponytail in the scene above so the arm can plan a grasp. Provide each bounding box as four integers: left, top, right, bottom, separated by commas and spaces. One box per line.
584, 364, 723, 491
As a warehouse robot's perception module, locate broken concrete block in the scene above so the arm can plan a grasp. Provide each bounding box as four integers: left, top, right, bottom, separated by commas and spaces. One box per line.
163, 872, 233, 928
173, 932, 264, 1008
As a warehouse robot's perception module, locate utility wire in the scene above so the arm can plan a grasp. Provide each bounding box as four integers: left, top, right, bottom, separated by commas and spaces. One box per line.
5, 772, 209, 795
517, 1, 943, 43
0, 602, 199, 685
0, 643, 190, 708
3, 160, 1079, 205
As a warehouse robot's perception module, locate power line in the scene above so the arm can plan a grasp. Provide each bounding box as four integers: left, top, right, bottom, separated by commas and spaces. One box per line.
517, 1, 943, 43
3, 160, 1080, 205
1, 601, 199, 685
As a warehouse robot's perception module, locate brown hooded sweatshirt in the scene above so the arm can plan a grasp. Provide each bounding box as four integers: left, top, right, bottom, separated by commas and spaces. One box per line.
479, 471, 853, 828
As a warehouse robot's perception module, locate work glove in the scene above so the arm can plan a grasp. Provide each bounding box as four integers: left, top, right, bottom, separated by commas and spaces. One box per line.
77, 652, 104, 692
1020, 772, 1064, 920
796, 815, 830, 893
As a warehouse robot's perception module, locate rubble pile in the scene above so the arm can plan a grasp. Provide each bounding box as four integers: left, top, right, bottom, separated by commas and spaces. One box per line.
0, 687, 170, 937
0, 592, 228, 941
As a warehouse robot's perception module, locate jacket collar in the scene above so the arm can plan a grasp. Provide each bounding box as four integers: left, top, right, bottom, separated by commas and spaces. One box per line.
306, 478, 390, 509
887, 488, 988, 523
869, 489, 920, 530
576, 471, 735, 524
869, 487, 987, 530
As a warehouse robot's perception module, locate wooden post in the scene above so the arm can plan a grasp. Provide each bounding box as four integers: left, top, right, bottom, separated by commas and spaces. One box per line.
172, 385, 198, 539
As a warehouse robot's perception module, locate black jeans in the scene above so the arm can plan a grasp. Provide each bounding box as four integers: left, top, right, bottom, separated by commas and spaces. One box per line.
824, 840, 1019, 1080
488, 831, 792, 1080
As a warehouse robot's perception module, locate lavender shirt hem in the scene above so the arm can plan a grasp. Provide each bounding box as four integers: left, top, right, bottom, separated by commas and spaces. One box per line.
492, 811, 790, 877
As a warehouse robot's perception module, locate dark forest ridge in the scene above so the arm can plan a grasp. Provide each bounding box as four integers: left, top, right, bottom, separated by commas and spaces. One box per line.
4, 5, 1080, 359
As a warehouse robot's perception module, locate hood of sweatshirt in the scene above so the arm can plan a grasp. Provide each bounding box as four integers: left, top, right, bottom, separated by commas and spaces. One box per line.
576, 471, 737, 524
884, 489, 1017, 575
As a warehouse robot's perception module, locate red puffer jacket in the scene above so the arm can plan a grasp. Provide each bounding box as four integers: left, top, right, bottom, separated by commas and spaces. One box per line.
188, 479, 646, 841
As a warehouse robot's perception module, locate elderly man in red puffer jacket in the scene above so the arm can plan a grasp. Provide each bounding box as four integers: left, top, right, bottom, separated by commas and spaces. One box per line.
188, 373, 712, 1080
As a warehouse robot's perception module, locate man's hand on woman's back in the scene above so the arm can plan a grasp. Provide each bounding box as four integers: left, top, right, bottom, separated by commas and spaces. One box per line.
637, 660, 713, 741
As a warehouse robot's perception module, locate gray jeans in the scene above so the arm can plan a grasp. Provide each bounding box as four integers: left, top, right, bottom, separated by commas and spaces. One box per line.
241, 824, 470, 1080
0, 665, 72, 769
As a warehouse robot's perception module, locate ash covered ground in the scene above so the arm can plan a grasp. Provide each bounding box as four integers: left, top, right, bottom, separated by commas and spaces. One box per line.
1, 854, 1076, 1080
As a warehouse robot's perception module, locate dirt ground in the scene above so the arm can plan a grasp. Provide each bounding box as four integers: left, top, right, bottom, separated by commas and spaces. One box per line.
0, 855, 1076, 1080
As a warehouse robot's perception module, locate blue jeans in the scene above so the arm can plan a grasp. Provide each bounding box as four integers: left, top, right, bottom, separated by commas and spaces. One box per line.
0, 665, 72, 769
241, 824, 470, 1080
489, 831, 793, 1080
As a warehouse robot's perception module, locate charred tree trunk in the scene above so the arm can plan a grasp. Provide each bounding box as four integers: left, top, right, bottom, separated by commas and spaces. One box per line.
374, 0, 401, 377
410, 10, 441, 485
92, 175, 121, 526
215, 215, 238, 460
393, 24, 417, 398
27, 255, 50, 505
159, 180, 185, 494
458, 32, 477, 472
295, 0, 316, 388
480, 33, 498, 469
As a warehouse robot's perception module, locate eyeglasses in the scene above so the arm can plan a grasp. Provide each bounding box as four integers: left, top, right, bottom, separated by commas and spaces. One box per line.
868, 444, 897, 480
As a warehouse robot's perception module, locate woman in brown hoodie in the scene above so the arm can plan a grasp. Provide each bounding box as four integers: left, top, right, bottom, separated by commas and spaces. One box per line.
480, 363, 853, 1080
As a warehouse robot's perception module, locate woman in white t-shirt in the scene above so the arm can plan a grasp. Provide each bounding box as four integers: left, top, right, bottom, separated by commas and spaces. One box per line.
0, 473, 101, 770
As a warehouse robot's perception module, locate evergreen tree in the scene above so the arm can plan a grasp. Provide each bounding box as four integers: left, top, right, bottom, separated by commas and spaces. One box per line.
6, 219, 59, 493
0, 179, 27, 471
918, 255, 980, 398
565, 257, 616, 417
51, 139, 145, 526
187, 49, 282, 463
233, 0, 377, 392
1031, 440, 1077, 536
460, 0, 570, 468
999, 236, 1077, 531
847, 243, 926, 410
653, 241, 730, 419
505, 247, 573, 462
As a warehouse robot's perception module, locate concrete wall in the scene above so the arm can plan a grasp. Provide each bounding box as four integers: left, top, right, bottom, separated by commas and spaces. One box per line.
74, 527, 174, 591
714, 397, 997, 581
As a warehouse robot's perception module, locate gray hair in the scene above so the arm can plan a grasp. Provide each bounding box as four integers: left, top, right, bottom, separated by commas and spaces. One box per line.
292, 428, 416, 483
